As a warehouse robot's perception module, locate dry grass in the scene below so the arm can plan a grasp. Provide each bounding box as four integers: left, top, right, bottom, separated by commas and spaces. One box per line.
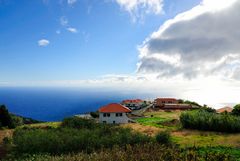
121, 123, 161, 136
0, 129, 13, 144
20, 122, 61, 129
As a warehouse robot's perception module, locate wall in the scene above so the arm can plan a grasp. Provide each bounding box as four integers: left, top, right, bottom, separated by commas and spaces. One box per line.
99, 112, 130, 124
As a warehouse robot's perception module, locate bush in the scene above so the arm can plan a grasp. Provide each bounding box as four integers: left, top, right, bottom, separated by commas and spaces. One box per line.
12, 117, 151, 155
180, 110, 240, 133
61, 116, 97, 129
232, 104, 240, 116
7, 143, 234, 161
0, 105, 14, 128
156, 131, 171, 144
90, 111, 99, 118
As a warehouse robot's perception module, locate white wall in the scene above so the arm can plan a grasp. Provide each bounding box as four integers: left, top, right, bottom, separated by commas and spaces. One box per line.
99, 112, 130, 124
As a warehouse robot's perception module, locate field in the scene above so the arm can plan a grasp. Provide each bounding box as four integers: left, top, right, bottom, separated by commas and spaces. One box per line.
130, 110, 240, 148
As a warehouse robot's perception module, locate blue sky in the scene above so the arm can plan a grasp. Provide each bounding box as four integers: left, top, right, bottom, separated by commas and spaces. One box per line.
0, 0, 200, 82
1, 0, 240, 107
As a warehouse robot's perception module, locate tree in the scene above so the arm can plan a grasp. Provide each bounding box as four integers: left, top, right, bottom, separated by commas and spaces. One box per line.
0, 105, 14, 128
232, 104, 240, 116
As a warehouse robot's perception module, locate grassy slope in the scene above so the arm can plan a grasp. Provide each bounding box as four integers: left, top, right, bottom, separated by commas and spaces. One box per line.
132, 111, 240, 148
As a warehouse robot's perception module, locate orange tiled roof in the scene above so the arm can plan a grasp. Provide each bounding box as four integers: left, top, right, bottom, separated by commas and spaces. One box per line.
122, 99, 143, 104
99, 103, 131, 113
155, 98, 177, 101
217, 107, 233, 113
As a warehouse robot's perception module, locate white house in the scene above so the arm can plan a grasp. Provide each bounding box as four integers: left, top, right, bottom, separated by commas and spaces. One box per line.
121, 99, 144, 110
99, 103, 131, 124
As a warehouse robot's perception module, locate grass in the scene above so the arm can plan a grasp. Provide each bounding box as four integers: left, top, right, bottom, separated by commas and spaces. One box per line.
20, 122, 61, 129
132, 110, 240, 148
135, 111, 182, 130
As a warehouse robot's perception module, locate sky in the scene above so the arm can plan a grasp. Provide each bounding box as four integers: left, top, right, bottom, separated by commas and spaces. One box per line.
1, 0, 240, 107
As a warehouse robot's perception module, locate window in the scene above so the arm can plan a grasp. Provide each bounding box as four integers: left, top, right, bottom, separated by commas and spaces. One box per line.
103, 113, 110, 117
103, 121, 106, 124
113, 121, 115, 124
116, 113, 123, 117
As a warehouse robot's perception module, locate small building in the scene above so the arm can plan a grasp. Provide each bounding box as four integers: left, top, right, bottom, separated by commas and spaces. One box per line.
99, 103, 131, 124
121, 99, 144, 110
217, 106, 233, 113
154, 98, 178, 108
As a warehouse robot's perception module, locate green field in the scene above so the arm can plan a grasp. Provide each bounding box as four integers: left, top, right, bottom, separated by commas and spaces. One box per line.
135, 111, 181, 130
134, 110, 240, 148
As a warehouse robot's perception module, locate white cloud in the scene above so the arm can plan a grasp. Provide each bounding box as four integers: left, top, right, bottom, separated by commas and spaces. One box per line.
38, 39, 50, 47
67, 0, 77, 5
137, 0, 240, 80
60, 16, 68, 26
115, 0, 164, 22
67, 27, 78, 33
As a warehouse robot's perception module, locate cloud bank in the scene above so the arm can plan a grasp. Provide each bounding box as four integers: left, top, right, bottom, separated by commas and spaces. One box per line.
137, 0, 240, 80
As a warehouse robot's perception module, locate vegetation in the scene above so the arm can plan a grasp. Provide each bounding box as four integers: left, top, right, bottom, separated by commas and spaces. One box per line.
0, 105, 14, 128
4, 143, 235, 161
0, 105, 41, 129
180, 110, 240, 133
9, 117, 151, 156
201, 105, 216, 113
156, 131, 171, 145
232, 104, 240, 116
90, 111, 99, 118
178, 99, 202, 107
136, 111, 181, 130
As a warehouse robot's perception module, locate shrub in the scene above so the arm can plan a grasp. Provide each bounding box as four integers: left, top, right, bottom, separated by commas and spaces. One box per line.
232, 104, 240, 116
0, 105, 14, 128
156, 131, 171, 144
180, 110, 240, 133
90, 111, 99, 118
61, 116, 97, 129
12, 119, 151, 155
7, 143, 234, 161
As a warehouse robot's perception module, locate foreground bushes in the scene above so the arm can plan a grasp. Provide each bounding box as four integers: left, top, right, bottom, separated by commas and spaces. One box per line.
61, 116, 97, 129
12, 118, 151, 155
180, 110, 240, 132
8, 143, 233, 161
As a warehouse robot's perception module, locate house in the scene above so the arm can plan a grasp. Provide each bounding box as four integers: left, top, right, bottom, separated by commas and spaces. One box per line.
154, 98, 178, 108
217, 106, 233, 113
121, 99, 144, 110
99, 103, 131, 124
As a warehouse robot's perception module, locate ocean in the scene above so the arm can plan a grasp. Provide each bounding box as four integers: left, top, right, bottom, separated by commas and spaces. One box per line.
0, 87, 152, 121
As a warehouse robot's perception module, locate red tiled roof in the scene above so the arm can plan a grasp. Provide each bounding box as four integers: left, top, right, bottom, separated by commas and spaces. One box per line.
99, 103, 131, 113
122, 99, 143, 104
217, 107, 233, 113
155, 98, 177, 101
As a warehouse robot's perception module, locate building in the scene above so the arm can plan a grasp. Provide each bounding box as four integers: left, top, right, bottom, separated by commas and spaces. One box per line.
217, 106, 233, 113
154, 98, 178, 108
121, 99, 144, 110
161, 104, 194, 110
99, 103, 131, 124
